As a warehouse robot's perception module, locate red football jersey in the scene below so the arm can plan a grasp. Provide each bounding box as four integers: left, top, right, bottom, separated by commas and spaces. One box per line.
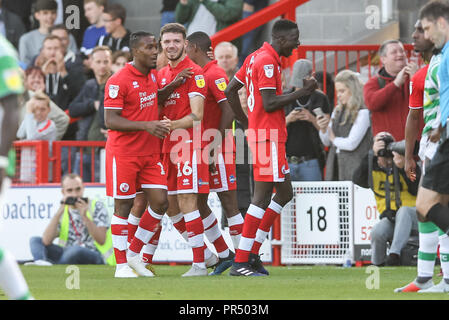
158, 55, 207, 153
409, 65, 429, 109
234, 42, 287, 144
202, 60, 234, 153
104, 63, 160, 156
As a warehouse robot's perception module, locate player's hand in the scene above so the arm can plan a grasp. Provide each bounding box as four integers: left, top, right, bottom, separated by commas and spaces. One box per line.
303, 77, 318, 93
404, 156, 417, 181
173, 68, 193, 87
145, 120, 170, 139
206, 47, 215, 61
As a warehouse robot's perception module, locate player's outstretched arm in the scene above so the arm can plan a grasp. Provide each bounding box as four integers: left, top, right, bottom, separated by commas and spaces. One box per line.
105, 109, 169, 139
170, 95, 205, 130
260, 77, 318, 113
158, 67, 194, 106
225, 77, 247, 128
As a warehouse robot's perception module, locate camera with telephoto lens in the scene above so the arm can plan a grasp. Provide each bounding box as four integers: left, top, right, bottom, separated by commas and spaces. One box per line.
64, 197, 88, 205
377, 136, 407, 158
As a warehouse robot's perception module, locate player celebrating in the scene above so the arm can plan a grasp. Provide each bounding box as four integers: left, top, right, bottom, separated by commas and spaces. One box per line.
104, 31, 173, 278
128, 23, 210, 277
225, 19, 318, 276
185, 31, 244, 275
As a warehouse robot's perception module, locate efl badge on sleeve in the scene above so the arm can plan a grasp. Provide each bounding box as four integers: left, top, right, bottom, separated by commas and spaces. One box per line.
264, 64, 274, 78
215, 78, 227, 91
109, 85, 119, 99
195, 75, 206, 88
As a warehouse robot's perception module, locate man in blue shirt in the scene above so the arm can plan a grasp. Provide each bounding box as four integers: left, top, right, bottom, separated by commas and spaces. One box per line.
81, 0, 107, 57
416, 1, 449, 246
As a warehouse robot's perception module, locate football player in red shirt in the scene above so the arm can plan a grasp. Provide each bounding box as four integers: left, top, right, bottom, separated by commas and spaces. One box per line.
104, 31, 187, 278
157, 23, 211, 277
225, 19, 318, 276
185, 31, 244, 275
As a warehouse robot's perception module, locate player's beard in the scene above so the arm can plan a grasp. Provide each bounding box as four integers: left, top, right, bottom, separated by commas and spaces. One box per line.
166, 48, 184, 62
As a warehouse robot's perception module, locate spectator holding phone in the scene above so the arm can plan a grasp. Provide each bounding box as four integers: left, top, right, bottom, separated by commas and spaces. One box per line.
285, 59, 331, 181
317, 69, 372, 181
27, 173, 114, 265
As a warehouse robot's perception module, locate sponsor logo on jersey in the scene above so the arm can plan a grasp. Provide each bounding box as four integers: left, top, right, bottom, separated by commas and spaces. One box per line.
215, 78, 227, 91
229, 175, 236, 183
183, 178, 190, 186
264, 64, 274, 78
195, 75, 205, 88
109, 85, 119, 99
133, 81, 139, 88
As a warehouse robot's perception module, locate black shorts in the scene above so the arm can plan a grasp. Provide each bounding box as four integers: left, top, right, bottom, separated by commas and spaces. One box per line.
422, 138, 449, 194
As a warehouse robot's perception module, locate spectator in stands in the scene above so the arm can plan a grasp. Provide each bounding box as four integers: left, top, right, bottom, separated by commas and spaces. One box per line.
363, 39, 418, 141
352, 131, 420, 266
175, 0, 242, 44
18, 0, 78, 67
97, 3, 131, 52
111, 50, 131, 74
49, 24, 84, 72
28, 173, 111, 265
34, 35, 85, 117
315, 71, 335, 111
69, 46, 111, 182
285, 59, 330, 181
317, 69, 372, 181
0, 0, 26, 49
16, 91, 57, 183
17, 90, 56, 142
214, 41, 239, 80
81, 0, 107, 57
238, 0, 269, 66
161, 0, 179, 27
22, 66, 69, 140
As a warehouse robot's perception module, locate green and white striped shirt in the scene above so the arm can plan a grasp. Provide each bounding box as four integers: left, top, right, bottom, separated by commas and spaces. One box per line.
422, 53, 442, 136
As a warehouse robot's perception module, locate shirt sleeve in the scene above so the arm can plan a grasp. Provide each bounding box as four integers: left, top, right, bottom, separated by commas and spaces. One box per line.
234, 63, 246, 85
256, 56, 278, 90
332, 109, 371, 151
187, 71, 207, 99
209, 73, 228, 103
409, 70, 425, 109
104, 77, 126, 110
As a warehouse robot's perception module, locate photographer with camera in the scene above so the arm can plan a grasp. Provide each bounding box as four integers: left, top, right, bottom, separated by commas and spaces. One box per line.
352, 132, 420, 266
28, 173, 113, 265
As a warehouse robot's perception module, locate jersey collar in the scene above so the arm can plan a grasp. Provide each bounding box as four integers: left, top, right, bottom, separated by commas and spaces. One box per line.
262, 42, 281, 66
203, 59, 218, 72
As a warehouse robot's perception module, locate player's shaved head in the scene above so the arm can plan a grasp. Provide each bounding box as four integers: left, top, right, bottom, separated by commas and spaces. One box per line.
271, 19, 299, 39
130, 31, 155, 51
186, 31, 211, 53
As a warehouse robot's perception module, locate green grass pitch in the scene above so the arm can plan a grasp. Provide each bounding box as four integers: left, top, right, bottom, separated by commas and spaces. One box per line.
2, 265, 449, 300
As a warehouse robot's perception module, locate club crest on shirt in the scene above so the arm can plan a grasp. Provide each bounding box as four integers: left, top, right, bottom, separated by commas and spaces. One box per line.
119, 182, 129, 193
264, 64, 274, 78
215, 78, 227, 91
109, 85, 119, 99
195, 75, 205, 88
